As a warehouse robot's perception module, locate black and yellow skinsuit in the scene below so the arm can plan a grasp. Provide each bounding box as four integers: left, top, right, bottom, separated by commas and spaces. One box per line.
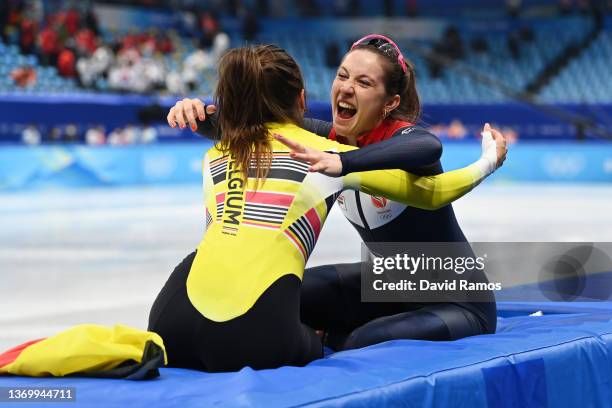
148, 122, 498, 372
300, 118, 497, 351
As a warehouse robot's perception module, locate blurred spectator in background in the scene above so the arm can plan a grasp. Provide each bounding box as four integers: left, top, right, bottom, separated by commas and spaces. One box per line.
76, 55, 96, 88
155, 30, 174, 54
165, 69, 188, 95
577, 0, 592, 15
48, 126, 63, 143
471, 37, 489, 54
405, 0, 419, 17
183, 44, 212, 91
83, 8, 99, 36
431, 120, 468, 140
443, 26, 464, 60
332, 0, 361, 17
325, 42, 340, 69
210, 29, 230, 61
384, 0, 394, 16
447, 119, 468, 140
198, 11, 219, 48
1, 2, 235, 96
141, 123, 158, 144
123, 124, 139, 144
242, 10, 259, 42
182, 17, 229, 91
428, 25, 464, 78
427, 50, 443, 78
77, 40, 115, 89
63, 8, 80, 37
520, 26, 534, 42
64, 124, 79, 143
98, 123, 154, 145
507, 29, 520, 60
507, 26, 534, 60
257, 0, 270, 17
57, 47, 76, 77
507, 0, 522, 18
108, 61, 131, 92
22, 124, 41, 145
432, 121, 519, 143
2, 0, 23, 45
348, 0, 361, 16
332, 0, 349, 16
19, 12, 37, 55
91, 43, 114, 73
225, 0, 239, 17
296, 0, 320, 16
0, 2, 8, 43
142, 53, 167, 92
501, 126, 519, 144
559, 0, 573, 15
75, 26, 97, 56
107, 127, 126, 145
37, 23, 59, 66
11, 64, 36, 87
109, 47, 144, 92
85, 125, 106, 145
268, 0, 287, 17
175, 7, 198, 38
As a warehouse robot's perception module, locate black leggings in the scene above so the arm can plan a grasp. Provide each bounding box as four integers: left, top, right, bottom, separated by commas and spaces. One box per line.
301, 262, 497, 350
148, 251, 322, 372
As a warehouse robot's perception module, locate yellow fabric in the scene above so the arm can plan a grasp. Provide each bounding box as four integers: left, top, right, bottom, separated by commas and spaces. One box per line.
0, 324, 166, 377
344, 164, 482, 210
187, 123, 485, 322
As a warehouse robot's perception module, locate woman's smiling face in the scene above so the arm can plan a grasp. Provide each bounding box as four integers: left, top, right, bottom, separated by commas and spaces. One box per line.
331, 49, 398, 140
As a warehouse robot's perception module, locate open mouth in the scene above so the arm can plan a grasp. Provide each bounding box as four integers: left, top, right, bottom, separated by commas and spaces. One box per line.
337, 101, 357, 120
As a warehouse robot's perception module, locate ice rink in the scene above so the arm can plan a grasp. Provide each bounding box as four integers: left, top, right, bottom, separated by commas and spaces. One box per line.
1, 183, 611, 351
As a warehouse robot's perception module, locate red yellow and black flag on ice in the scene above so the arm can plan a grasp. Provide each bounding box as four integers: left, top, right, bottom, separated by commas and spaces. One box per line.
0, 324, 166, 380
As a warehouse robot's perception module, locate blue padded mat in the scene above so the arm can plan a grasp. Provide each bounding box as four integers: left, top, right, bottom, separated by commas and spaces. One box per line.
1, 302, 612, 407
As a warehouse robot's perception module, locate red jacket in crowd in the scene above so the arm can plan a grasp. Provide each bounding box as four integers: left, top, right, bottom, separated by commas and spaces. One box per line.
20, 19, 38, 51
76, 29, 97, 55
63, 9, 80, 36
39, 27, 59, 56
11, 66, 37, 87
57, 48, 76, 77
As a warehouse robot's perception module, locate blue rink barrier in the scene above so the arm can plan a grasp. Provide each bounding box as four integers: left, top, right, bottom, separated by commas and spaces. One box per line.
0, 141, 610, 190
442, 141, 612, 183
1, 93, 611, 141
1, 301, 612, 408
0, 142, 212, 190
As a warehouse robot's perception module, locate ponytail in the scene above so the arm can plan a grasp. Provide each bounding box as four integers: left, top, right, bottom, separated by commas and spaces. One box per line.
215, 45, 305, 187
215, 47, 272, 184
393, 60, 420, 123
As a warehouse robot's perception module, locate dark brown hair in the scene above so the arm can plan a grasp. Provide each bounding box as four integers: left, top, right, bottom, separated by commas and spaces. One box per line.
350, 44, 420, 123
214, 44, 305, 185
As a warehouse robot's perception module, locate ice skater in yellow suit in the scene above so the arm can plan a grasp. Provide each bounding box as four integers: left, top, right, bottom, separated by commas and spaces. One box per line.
148, 44, 507, 372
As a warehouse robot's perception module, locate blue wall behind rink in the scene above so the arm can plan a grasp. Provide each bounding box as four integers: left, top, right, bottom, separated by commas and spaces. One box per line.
0, 143, 211, 190
1, 95, 610, 141
0, 142, 610, 191
442, 142, 612, 183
